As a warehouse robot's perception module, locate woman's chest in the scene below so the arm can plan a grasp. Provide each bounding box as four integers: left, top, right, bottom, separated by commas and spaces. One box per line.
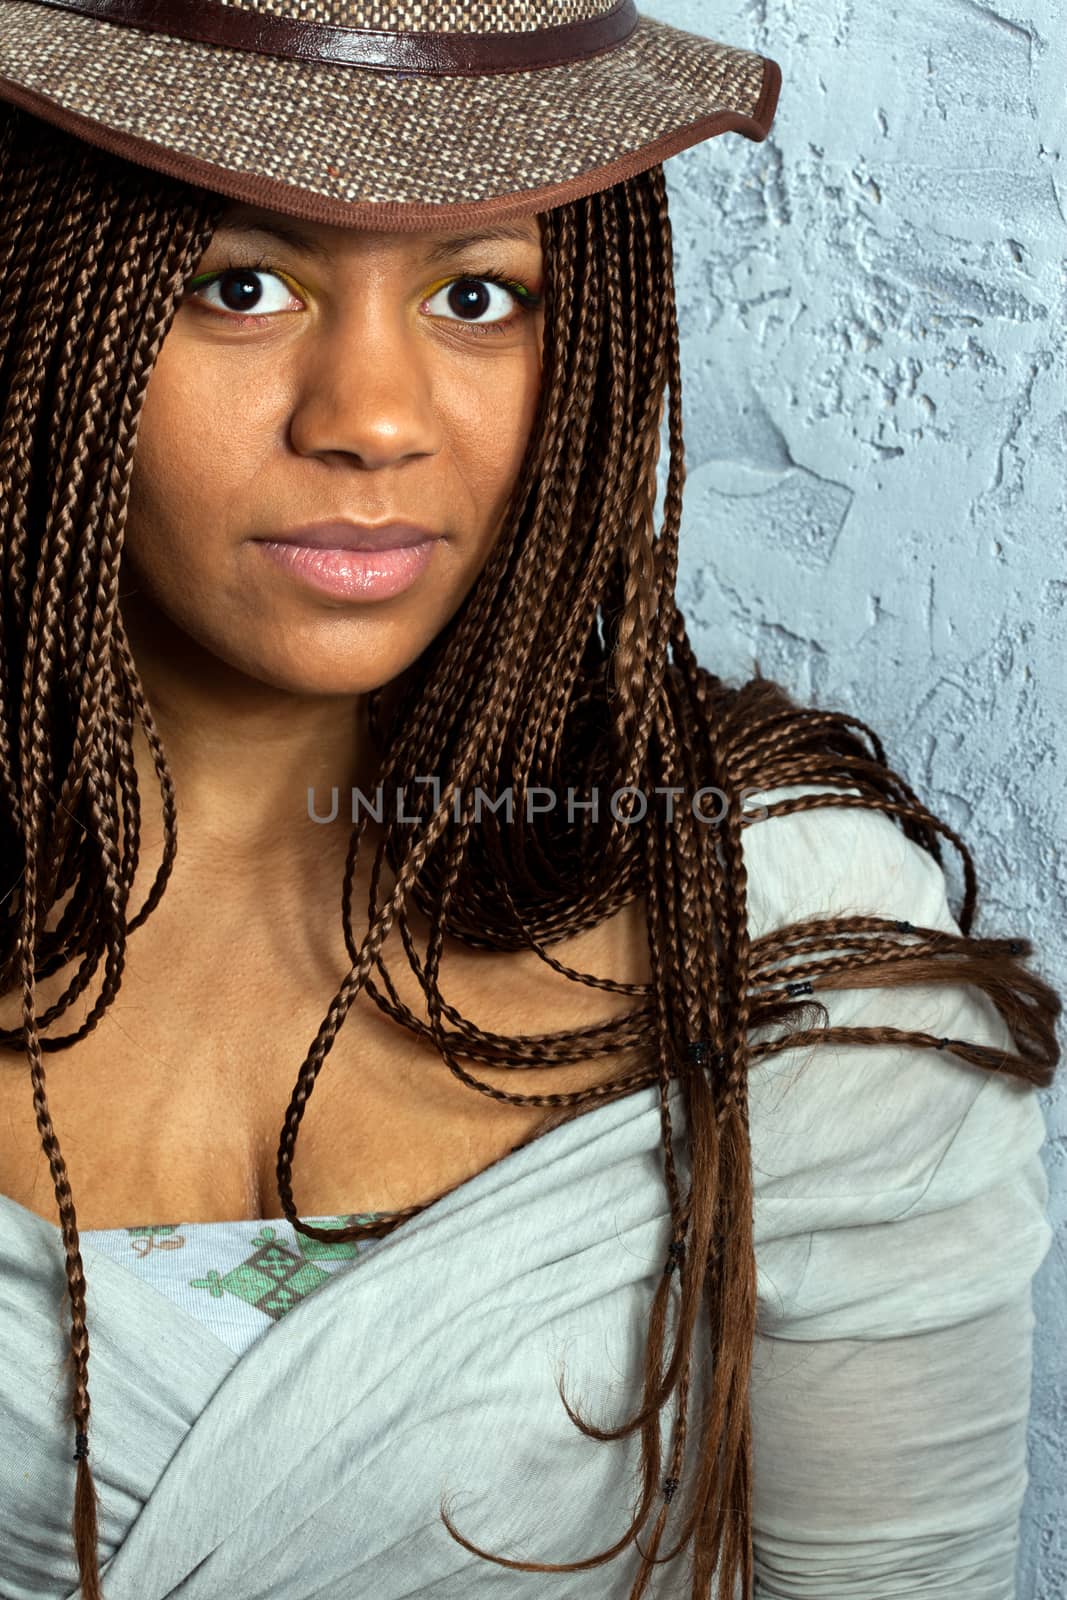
0, 896, 650, 1230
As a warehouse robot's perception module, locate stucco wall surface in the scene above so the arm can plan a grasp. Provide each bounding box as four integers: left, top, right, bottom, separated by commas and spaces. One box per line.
640, 2, 1065, 1593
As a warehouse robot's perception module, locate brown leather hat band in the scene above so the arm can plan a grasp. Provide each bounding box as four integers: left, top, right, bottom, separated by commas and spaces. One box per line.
28, 0, 640, 74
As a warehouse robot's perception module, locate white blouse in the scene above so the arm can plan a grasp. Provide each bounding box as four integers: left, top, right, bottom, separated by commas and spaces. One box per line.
743, 785, 1052, 1598
0, 783, 1052, 1599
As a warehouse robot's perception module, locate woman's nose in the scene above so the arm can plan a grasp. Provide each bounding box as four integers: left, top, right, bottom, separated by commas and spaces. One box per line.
287, 303, 444, 470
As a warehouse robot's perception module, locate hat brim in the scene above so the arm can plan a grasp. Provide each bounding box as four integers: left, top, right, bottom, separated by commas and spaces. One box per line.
0, 6, 780, 227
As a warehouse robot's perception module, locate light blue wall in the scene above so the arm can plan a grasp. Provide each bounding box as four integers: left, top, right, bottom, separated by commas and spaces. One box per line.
641, 2, 1065, 1593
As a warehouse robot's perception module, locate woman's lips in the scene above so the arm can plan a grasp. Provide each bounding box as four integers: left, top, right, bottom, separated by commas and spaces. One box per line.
255, 538, 440, 600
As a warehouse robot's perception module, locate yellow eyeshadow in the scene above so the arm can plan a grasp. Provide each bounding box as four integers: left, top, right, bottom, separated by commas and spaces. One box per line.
422, 275, 460, 300
186, 264, 305, 298
421, 274, 535, 303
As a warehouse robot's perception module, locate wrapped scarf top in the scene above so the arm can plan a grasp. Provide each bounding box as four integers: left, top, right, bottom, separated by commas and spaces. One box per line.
0, 786, 1052, 1599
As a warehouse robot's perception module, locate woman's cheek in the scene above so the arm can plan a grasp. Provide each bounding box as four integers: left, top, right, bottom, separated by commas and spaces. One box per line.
464, 343, 543, 511
126, 342, 263, 557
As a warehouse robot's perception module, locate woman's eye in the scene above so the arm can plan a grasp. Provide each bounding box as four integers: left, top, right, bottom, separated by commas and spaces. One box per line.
189, 268, 302, 317
423, 277, 524, 326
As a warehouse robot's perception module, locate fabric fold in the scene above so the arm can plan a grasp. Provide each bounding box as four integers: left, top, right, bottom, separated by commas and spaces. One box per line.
0, 791, 1053, 1600
2, 1079, 699, 1599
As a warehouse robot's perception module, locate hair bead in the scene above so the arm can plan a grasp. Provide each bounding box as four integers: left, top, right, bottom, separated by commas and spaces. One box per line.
662, 1476, 679, 1503
663, 1238, 686, 1276
785, 979, 814, 997
686, 1040, 726, 1072
72, 1431, 89, 1461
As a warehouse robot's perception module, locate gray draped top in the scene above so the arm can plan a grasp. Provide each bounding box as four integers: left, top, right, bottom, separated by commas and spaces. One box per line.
0, 787, 1053, 1598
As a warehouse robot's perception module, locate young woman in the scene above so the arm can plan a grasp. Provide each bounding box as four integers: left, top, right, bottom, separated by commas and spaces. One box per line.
0, 3, 1059, 1598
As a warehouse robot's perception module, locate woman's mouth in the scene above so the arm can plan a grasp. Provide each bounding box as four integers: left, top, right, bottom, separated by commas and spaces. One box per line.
254, 536, 441, 600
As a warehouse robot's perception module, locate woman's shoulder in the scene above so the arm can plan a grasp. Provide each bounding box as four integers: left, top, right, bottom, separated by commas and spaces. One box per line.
735, 779, 952, 943
736, 781, 1051, 1316
690, 672, 950, 931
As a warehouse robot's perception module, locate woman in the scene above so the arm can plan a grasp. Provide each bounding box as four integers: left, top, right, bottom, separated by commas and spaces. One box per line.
0, 2, 1059, 1597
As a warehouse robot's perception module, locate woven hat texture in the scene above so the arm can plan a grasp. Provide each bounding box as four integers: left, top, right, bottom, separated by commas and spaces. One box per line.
223, 1, 612, 25
0, 0, 782, 223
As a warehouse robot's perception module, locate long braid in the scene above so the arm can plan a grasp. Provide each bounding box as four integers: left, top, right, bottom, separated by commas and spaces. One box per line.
0, 107, 222, 1597
0, 102, 1060, 1600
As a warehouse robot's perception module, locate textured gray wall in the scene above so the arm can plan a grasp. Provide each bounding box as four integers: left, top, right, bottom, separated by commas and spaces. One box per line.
641, 2, 1065, 1593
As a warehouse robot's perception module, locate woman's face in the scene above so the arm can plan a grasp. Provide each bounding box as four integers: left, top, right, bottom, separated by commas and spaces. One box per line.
122, 201, 545, 698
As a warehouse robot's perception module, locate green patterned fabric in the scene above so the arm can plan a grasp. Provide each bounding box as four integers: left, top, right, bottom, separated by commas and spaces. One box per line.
82, 1212, 386, 1354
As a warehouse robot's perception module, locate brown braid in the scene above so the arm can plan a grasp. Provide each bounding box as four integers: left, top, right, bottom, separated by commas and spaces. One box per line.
0, 102, 1060, 1600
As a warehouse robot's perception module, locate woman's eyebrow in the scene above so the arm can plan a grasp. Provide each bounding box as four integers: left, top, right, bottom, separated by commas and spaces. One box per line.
211, 218, 541, 263
421, 225, 542, 263
211, 218, 334, 260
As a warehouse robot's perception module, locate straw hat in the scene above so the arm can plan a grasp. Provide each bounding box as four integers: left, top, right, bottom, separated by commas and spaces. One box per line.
0, 0, 781, 224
